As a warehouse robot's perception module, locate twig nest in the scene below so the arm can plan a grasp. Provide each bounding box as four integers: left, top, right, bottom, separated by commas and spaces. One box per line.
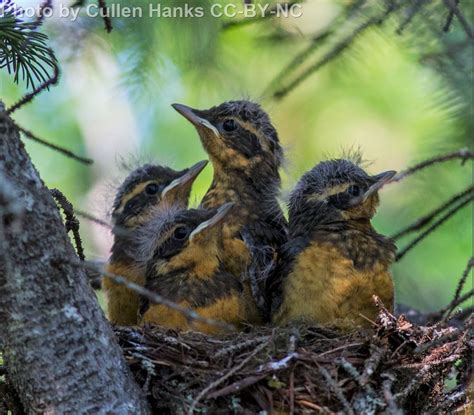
114, 306, 472, 414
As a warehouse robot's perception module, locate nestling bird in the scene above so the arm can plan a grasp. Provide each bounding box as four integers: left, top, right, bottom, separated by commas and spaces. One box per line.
103, 160, 208, 325
172, 101, 288, 320
139, 203, 260, 334
273, 159, 396, 330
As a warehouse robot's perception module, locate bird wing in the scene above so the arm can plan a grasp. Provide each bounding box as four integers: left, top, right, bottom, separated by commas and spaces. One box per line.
241, 210, 288, 321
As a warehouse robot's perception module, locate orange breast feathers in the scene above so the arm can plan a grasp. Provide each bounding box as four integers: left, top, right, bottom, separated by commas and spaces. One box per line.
103, 262, 145, 326
273, 241, 394, 329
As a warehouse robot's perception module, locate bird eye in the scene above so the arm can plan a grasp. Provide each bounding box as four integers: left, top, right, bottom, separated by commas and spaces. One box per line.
145, 183, 159, 195
347, 185, 361, 197
125, 200, 135, 211
222, 119, 237, 132
173, 226, 189, 240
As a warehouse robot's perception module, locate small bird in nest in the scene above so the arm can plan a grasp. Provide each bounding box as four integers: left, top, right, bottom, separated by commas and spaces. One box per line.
172, 100, 288, 322
139, 203, 259, 334
272, 159, 396, 330
103, 160, 208, 325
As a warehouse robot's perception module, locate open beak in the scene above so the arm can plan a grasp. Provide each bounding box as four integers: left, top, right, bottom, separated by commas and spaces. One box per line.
172, 103, 219, 137
189, 203, 234, 242
349, 170, 397, 206
162, 160, 208, 203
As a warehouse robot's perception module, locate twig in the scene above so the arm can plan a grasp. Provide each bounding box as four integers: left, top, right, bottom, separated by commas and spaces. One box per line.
14, 124, 93, 165
395, 194, 473, 261
75, 209, 131, 238
264, 30, 332, 96
50, 189, 84, 261
396, 0, 424, 34
442, 257, 474, 321
391, 149, 473, 182
319, 366, 354, 415
76, 210, 111, 228
395, 366, 431, 405
443, 0, 474, 39
50, 190, 103, 289
79, 260, 235, 332
6, 61, 59, 115
31, 0, 53, 30
289, 369, 295, 415
97, 0, 113, 33
214, 336, 270, 358
390, 186, 474, 240
360, 344, 385, 385
443, 0, 459, 32
188, 338, 271, 414
272, 1, 401, 99
382, 373, 402, 415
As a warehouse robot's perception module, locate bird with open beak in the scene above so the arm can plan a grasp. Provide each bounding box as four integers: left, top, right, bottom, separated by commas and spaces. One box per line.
273, 159, 397, 330
139, 203, 259, 334
172, 101, 288, 322
104, 160, 208, 325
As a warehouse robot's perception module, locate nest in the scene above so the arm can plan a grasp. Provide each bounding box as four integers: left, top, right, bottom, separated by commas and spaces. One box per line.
114, 302, 472, 414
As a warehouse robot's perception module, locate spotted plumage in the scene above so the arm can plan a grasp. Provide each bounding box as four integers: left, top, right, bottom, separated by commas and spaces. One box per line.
172, 101, 288, 321
104, 160, 207, 325
139, 204, 260, 334
273, 159, 396, 330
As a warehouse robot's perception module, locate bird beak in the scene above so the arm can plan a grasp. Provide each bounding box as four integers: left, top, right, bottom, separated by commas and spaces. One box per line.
349, 170, 397, 206
363, 170, 397, 201
161, 160, 208, 205
172, 103, 220, 137
189, 203, 234, 242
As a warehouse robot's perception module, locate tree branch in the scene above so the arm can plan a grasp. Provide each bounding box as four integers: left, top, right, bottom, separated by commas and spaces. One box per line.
443, 0, 474, 39
80, 260, 236, 333
16, 123, 93, 165
0, 107, 149, 413
391, 148, 473, 182
395, 194, 473, 261
390, 185, 474, 240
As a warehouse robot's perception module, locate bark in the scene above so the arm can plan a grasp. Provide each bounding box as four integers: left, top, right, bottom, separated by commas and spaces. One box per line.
0, 106, 150, 414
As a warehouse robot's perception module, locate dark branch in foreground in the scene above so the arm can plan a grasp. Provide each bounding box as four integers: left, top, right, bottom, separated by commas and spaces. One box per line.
442, 257, 474, 322
443, 0, 459, 32
79, 260, 236, 332
271, 1, 401, 99
98, 0, 113, 33
395, 194, 473, 261
443, 0, 474, 39
391, 185, 474, 240
50, 189, 85, 261
49, 197, 102, 289
6, 62, 60, 115
16, 124, 93, 165
392, 148, 473, 182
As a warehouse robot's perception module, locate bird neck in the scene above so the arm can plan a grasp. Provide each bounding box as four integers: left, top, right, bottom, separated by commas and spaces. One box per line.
202, 168, 281, 211
111, 233, 136, 265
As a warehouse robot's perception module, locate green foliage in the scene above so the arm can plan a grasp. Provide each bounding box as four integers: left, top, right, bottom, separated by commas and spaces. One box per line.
0, 3, 56, 89
1, 0, 472, 311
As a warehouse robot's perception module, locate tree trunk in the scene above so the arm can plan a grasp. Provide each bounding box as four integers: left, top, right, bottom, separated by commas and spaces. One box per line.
0, 106, 150, 414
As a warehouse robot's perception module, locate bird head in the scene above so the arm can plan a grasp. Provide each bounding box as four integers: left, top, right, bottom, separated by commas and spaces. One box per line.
145, 203, 234, 279
172, 101, 283, 181
289, 159, 395, 228
111, 160, 208, 228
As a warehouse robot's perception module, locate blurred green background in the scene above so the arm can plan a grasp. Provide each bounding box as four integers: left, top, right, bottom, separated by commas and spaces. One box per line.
1, 0, 472, 311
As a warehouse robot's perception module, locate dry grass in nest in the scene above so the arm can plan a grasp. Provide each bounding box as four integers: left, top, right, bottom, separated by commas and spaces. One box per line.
114, 299, 472, 414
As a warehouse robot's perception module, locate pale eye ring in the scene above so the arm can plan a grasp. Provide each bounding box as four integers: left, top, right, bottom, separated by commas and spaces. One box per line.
222, 119, 237, 132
